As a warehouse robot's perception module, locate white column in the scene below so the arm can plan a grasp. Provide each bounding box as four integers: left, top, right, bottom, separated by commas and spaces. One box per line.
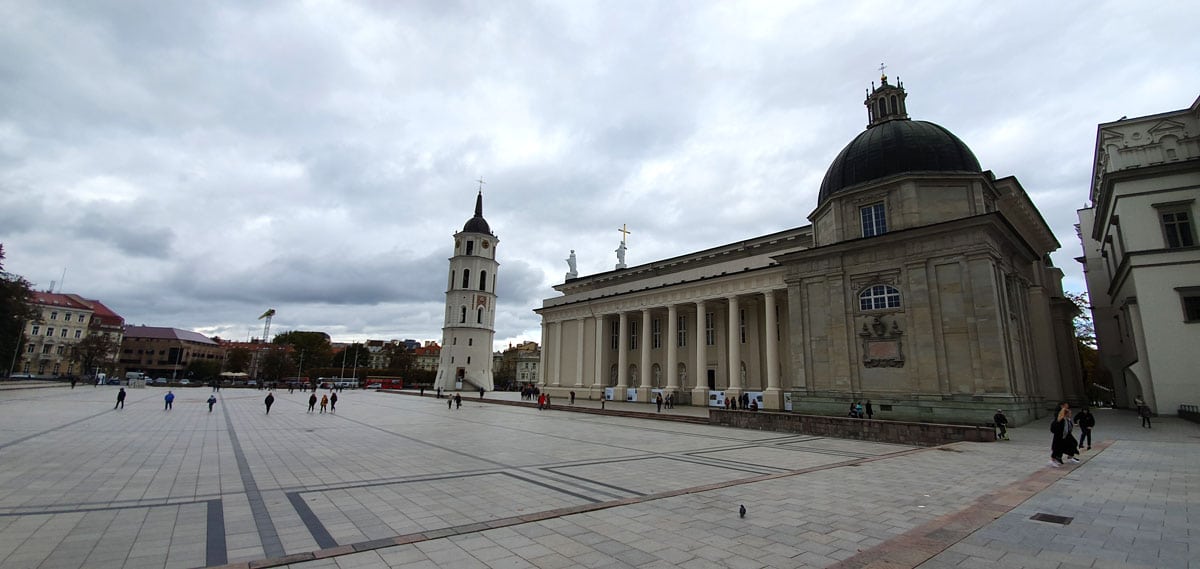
763, 290, 783, 411
692, 300, 707, 406
553, 320, 563, 386
594, 316, 605, 389
666, 304, 678, 391
639, 309, 652, 396
575, 317, 585, 387
616, 312, 629, 392
538, 321, 548, 387
727, 295, 742, 395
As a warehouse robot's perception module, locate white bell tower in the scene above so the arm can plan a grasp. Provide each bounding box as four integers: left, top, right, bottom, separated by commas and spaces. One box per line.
434, 190, 498, 392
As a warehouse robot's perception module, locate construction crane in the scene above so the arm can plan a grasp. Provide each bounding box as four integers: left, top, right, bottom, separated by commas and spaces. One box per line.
258, 309, 275, 342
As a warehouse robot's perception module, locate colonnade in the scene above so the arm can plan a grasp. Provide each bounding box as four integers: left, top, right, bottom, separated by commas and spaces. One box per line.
538, 289, 788, 409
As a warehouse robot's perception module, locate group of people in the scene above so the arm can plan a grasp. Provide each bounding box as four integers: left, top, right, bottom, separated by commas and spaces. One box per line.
847, 400, 873, 419
655, 392, 676, 412
520, 384, 541, 401
724, 393, 757, 411
1048, 403, 1096, 468
306, 392, 336, 413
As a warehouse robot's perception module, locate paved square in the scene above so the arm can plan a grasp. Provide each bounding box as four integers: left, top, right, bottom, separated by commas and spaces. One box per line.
0, 384, 1196, 569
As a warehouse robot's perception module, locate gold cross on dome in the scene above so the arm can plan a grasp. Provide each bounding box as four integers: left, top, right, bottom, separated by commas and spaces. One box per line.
618, 223, 631, 244
878, 62, 887, 82
476, 177, 485, 191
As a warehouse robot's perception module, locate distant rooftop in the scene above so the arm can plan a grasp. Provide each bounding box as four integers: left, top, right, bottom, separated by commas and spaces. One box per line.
124, 326, 218, 345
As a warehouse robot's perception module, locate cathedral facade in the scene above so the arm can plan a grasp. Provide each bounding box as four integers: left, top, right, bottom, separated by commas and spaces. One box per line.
535, 77, 1083, 425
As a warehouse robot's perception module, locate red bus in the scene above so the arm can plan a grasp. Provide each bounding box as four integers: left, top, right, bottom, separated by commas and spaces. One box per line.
366, 376, 403, 390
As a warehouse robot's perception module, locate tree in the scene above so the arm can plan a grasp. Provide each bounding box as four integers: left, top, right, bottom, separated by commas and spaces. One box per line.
70, 333, 117, 378
332, 343, 371, 375
0, 245, 37, 377
273, 331, 332, 369
1064, 291, 1095, 348
186, 359, 222, 383
259, 349, 295, 381
385, 344, 414, 376
225, 347, 251, 373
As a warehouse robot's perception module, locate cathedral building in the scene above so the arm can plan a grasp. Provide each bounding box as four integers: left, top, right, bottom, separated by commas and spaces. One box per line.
535, 76, 1083, 425
434, 192, 499, 392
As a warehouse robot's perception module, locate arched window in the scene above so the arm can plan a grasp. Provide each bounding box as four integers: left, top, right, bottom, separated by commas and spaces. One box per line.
890, 95, 898, 115
468, 338, 473, 346
878, 98, 887, 117
859, 285, 901, 311
460, 306, 467, 323
461, 269, 470, 289
477, 308, 483, 323
479, 270, 487, 291
466, 240, 474, 255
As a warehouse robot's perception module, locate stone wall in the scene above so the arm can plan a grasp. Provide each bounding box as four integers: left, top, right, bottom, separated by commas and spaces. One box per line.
710, 409, 995, 446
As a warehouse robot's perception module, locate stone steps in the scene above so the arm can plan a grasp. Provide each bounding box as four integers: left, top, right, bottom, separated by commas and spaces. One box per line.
380, 390, 709, 424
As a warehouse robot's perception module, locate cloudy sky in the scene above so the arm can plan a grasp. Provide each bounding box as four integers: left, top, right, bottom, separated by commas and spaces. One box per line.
1, 1, 1197, 349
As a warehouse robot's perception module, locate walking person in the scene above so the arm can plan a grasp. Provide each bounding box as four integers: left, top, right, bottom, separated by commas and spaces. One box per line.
308, 393, 317, 413
164, 390, 175, 411
454, 393, 462, 409
479, 387, 485, 399
1048, 404, 1079, 467
115, 388, 126, 409
865, 400, 874, 420
656, 394, 663, 413
570, 391, 575, 405
329, 392, 337, 412
419, 386, 424, 397
319, 394, 328, 413
448, 396, 453, 409
264, 392, 275, 414
1136, 398, 1152, 428
1075, 407, 1095, 450
207, 394, 217, 412
993, 409, 1009, 440
71, 376, 77, 389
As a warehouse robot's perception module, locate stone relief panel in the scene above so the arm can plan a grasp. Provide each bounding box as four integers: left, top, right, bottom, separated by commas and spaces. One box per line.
859, 315, 904, 368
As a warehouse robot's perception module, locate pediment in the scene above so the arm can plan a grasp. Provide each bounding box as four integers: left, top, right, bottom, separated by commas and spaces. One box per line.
1147, 118, 1186, 136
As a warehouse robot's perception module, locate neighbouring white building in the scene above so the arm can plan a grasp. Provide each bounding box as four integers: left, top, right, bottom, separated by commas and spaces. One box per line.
434, 192, 499, 392
536, 75, 1083, 425
1077, 94, 1200, 415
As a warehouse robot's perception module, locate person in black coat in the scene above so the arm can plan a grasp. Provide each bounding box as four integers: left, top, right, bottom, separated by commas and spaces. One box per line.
307, 393, 317, 413
264, 392, 275, 414
1074, 407, 1095, 450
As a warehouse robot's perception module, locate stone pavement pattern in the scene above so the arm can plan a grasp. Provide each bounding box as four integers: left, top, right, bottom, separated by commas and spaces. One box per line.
0, 386, 1194, 569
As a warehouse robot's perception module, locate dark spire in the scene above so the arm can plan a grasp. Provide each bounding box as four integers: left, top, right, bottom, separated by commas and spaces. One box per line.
462, 190, 493, 235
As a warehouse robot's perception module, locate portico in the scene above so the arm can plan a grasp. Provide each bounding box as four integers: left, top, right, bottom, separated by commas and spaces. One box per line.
534, 228, 805, 410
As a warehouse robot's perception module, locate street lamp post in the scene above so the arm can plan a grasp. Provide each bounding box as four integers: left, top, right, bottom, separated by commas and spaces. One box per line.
297, 350, 305, 390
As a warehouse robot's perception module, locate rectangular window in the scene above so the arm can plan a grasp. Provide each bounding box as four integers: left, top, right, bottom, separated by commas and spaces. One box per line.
74, 330, 82, 339
79, 314, 85, 323
30, 325, 39, 335
1179, 287, 1200, 323
739, 309, 746, 344
63, 312, 70, 321
651, 318, 661, 349
50, 311, 57, 320
611, 321, 619, 350
861, 202, 887, 237
677, 316, 687, 348
705, 312, 715, 346
26, 344, 34, 353
630, 321, 639, 350
46, 328, 53, 337
56, 346, 64, 355
60, 328, 68, 338
42, 344, 52, 354
1159, 206, 1196, 249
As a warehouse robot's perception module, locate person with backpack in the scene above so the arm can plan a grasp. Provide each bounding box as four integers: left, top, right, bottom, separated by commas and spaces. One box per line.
164, 391, 175, 411
207, 394, 217, 412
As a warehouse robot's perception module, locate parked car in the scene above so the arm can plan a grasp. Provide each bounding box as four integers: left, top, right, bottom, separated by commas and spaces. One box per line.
154, 378, 168, 385
105, 378, 121, 385
246, 380, 258, 387
178, 379, 190, 386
